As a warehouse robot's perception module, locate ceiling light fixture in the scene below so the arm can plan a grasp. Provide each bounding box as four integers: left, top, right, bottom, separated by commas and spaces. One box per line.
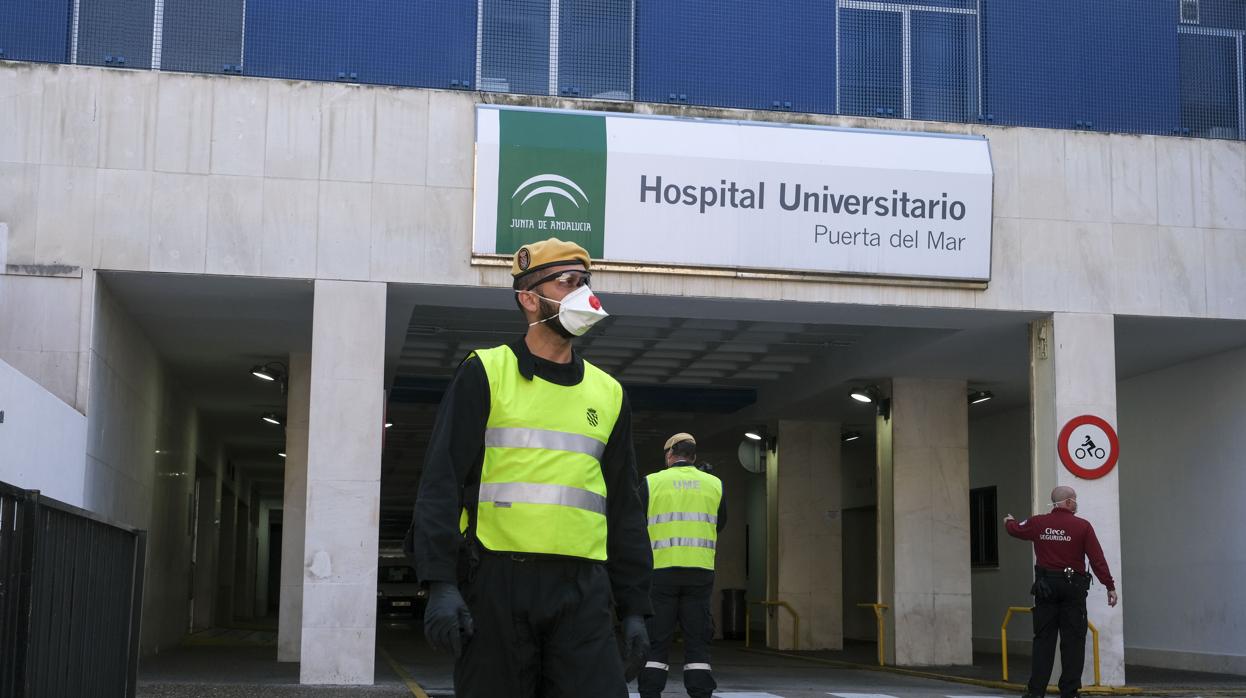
849, 385, 890, 420
384, 422, 393, 429
850, 385, 879, 403
744, 430, 762, 441
278, 452, 287, 458
261, 412, 283, 426
969, 390, 994, 405
842, 431, 862, 443
250, 361, 289, 394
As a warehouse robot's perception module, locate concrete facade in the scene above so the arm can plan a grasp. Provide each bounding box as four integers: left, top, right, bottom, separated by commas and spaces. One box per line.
774, 419, 843, 651
1031, 314, 1125, 686
2, 64, 1244, 319
881, 378, 973, 666
278, 352, 310, 663
1118, 346, 1246, 675
2, 60, 1245, 684
299, 280, 386, 685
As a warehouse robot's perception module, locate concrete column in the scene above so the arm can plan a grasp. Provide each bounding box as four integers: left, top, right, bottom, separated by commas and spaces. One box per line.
235, 498, 255, 621
878, 378, 971, 666
1030, 314, 1125, 686
278, 352, 311, 661
256, 501, 271, 618
773, 420, 842, 650
300, 280, 386, 685
217, 488, 237, 625
875, 407, 895, 661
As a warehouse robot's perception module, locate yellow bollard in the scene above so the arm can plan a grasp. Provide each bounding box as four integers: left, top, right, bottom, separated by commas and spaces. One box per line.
855, 603, 889, 666
1001, 606, 1100, 687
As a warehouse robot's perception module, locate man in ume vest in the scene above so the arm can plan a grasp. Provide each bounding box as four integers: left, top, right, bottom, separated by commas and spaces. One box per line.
638, 432, 726, 698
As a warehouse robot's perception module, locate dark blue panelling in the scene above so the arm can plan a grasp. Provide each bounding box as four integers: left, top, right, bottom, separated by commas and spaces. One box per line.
77, 0, 154, 69
0, 0, 71, 63
1180, 32, 1240, 138
839, 9, 902, 118
911, 11, 979, 122
480, 0, 550, 95
981, 0, 1179, 134
636, 0, 836, 113
246, 1, 473, 87
899, 0, 978, 8
244, 1, 350, 82
1195, 0, 1246, 29
353, 1, 476, 88
559, 0, 631, 99
160, 0, 244, 74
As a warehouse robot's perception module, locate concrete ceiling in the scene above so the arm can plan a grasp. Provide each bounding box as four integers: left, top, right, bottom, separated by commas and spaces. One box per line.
100, 272, 1246, 546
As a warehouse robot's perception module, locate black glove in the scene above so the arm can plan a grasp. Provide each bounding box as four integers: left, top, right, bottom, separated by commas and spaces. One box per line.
424, 582, 474, 657
621, 614, 649, 681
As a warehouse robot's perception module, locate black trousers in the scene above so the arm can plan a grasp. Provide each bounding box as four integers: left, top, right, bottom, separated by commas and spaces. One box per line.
454, 554, 627, 698
1027, 573, 1090, 698
638, 579, 716, 698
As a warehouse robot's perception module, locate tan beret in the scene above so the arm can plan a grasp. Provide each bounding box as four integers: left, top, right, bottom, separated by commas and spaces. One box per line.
512, 238, 591, 283
664, 433, 696, 451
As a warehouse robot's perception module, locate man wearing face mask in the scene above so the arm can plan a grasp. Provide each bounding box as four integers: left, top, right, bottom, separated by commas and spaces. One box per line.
410, 238, 652, 697
1005, 486, 1117, 698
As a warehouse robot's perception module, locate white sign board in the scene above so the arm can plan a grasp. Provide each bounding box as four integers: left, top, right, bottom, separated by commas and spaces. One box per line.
474, 105, 994, 283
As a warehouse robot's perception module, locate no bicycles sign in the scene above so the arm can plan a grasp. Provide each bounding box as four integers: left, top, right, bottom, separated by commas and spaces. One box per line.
1058, 415, 1119, 479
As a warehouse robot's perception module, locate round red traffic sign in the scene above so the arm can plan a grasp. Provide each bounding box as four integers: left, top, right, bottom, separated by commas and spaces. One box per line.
1058, 415, 1119, 479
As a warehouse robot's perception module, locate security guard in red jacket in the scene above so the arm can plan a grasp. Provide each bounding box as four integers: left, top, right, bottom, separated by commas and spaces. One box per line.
409, 239, 652, 697
1005, 486, 1118, 698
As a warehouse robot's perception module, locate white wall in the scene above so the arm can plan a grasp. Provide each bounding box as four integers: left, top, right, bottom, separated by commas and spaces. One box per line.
1118, 346, 1246, 675
86, 277, 205, 655
191, 445, 222, 631
967, 407, 1033, 654
3, 63, 1244, 329
0, 356, 87, 504
0, 269, 86, 410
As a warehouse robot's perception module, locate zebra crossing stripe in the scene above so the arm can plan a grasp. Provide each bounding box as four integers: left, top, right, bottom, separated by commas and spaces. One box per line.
631, 693, 786, 698
829, 695, 1010, 698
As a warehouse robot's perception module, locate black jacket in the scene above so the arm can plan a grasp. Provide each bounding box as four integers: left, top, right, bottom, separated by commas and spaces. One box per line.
408, 338, 653, 618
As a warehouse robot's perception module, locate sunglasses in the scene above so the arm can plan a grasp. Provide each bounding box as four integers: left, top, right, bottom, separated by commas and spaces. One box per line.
527, 270, 592, 292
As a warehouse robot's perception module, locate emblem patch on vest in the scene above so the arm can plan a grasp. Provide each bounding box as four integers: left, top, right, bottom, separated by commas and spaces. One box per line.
586, 407, 599, 427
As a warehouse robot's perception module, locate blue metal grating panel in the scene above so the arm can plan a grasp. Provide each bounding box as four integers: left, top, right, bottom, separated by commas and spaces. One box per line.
0, 0, 1241, 140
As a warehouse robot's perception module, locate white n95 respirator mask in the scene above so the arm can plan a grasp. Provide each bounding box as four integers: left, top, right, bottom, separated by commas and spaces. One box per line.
528, 284, 608, 337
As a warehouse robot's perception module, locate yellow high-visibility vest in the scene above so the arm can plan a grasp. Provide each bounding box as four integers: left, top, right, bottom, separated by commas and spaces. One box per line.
472, 345, 621, 560
645, 465, 722, 570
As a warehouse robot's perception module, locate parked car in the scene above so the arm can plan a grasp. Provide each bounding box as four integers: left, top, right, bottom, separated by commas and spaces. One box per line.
377, 557, 426, 617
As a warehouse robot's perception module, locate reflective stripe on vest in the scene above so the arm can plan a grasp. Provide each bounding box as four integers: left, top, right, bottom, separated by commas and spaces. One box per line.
478, 482, 607, 516
647, 511, 718, 526
651, 536, 716, 550
485, 427, 607, 461
645, 465, 722, 570
474, 345, 622, 560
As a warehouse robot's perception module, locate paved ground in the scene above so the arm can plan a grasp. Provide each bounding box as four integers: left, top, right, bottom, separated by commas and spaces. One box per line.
137, 618, 1246, 698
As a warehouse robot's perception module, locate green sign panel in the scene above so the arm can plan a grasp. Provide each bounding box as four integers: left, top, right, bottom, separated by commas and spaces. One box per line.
495, 109, 607, 258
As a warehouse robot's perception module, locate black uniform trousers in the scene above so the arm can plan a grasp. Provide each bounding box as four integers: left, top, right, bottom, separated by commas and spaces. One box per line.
638, 579, 716, 698
1027, 570, 1090, 698
455, 553, 628, 698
